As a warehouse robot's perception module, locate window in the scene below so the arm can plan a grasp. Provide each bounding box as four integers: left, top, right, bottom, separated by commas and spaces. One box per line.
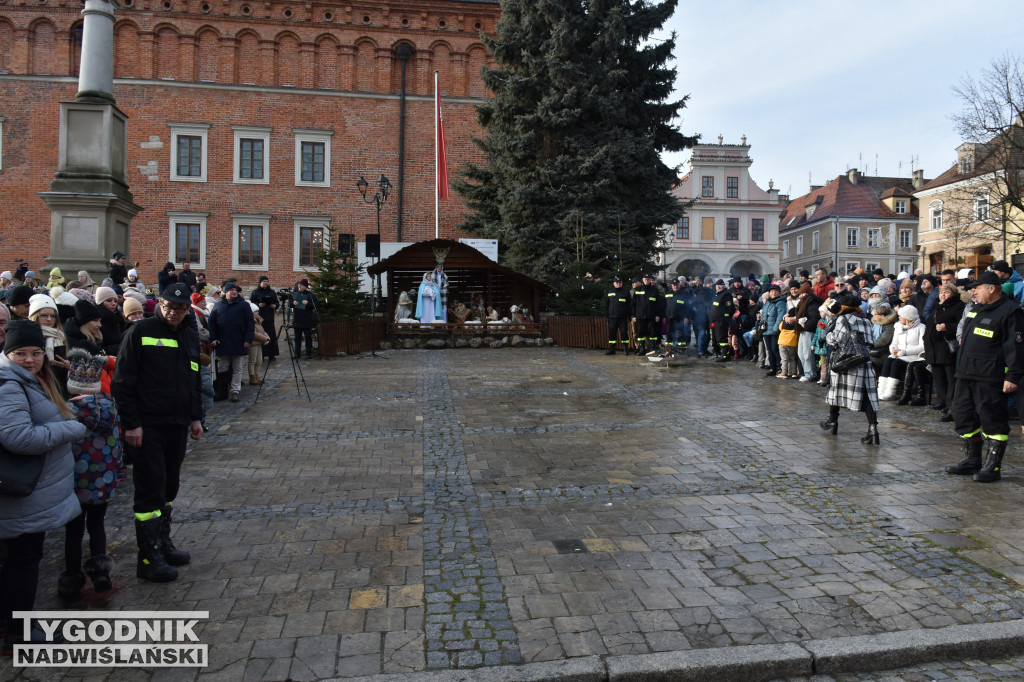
676, 216, 689, 240
726, 217, 739, 240
294, 129, 333, 187
0, 116, 5, 170
812, 230, 819, 253
960, 155, 973, 174
847, 227, 859, 248
167, 211, 207, 269
726, 176, 738, 198
805, 205, 816, 220
865, 262, 879, 273
845, 261, 860, 275
898, 261, 913, 274
867, 228, 880, 248
293, 217, 328, 270
751, 218, 764, 241
701, 176, 714, 197
975, 193, 990, 221
930, 201, 943, 230
894, 199, 907, 214
796, 235, 803, 255
899, 229, 913, 249
169, 123, 210, 182
782, 240, 789, 259
231, 214, 270, 270
233, 126, 271, 184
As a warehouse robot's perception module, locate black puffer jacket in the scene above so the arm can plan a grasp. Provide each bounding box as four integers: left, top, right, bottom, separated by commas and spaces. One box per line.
924, 296, 966, 366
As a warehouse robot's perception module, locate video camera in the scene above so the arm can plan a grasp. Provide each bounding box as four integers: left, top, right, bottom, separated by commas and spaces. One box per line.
277, 288, 293, 302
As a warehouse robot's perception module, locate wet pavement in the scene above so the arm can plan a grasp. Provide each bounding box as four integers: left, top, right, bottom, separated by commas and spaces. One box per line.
5, 347, 1024, 680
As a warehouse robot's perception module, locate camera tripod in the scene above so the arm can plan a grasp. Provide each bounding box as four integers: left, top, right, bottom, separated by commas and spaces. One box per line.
254, 301, 311, 403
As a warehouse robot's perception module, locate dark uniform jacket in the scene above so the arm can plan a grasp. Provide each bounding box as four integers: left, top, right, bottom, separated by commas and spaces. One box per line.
631, 285, 663, 319
111, 310, 202, 431
664, 289, 692, 321
606, 287, 630, 319
957, 294, 1024, 384
709, 289, 736, 322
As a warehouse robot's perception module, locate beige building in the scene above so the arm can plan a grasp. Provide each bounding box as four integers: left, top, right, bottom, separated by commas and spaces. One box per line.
778, 169, 926, 278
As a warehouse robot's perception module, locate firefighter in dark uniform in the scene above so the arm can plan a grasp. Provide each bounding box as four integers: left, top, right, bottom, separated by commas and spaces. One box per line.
112, 282, 203, 582
709, 279, 736, 361
605, 276, 631, 355
631, 274, 663, 355
664, 279, 691, 353
944, 270, 1024, 482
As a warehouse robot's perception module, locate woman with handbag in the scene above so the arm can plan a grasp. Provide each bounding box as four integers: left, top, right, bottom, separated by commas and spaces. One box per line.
0, 320, 87, 653
924, 284, 965, 421
821, 292, 881, 444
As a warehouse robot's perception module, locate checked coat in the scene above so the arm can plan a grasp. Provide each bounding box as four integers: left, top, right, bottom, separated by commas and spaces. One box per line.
825, 310, 879, 413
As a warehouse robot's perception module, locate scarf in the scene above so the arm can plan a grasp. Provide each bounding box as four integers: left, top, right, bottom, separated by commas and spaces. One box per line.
41, 325, 65, 362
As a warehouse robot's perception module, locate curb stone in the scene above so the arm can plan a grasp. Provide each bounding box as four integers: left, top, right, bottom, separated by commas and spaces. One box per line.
331, 620, 1024, 682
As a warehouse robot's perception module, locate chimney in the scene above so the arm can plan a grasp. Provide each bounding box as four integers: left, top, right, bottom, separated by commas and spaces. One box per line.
847, 168, 859, 184
809, 185, 823, 192
779, 194, 789, 204
912, 169, 924, 189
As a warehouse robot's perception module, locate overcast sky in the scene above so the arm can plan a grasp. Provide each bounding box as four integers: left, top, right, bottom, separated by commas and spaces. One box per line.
656, 0, 1021, 199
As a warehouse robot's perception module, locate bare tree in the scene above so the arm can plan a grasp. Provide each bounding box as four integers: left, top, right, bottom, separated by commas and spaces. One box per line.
951, 53, 1024, 246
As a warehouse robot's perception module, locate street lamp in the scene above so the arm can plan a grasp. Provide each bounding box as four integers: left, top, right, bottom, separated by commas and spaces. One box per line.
357, 174, 391, 356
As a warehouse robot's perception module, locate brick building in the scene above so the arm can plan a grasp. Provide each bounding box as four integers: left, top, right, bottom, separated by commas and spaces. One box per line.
0, 0, 499, 288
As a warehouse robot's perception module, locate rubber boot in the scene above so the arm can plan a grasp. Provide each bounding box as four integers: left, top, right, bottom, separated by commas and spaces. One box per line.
819, 406, 840, 435
909, 364, 930, 406
84, 555, 114, 593
604, 346, 615, 355
57, 571, 86, 601
160, 506, 191, 566
636, 341, 647, 356
945, 436, 983, 475
974, 438, 1006, 483
135, 517, 178, 582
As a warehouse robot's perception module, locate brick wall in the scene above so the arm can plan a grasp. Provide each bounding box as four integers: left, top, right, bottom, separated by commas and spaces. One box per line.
0, 0, 499, 287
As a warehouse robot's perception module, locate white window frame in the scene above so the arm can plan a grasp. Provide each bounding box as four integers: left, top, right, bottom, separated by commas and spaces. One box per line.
0, 116, 6, 170
930, 201, 943, 231
898, 261, 913, 274
894, 199, 907, 214
865, 262, 880, 273
812, 263, 820, 274
899, 229, 913, 250
169, 122, 210, 183
867, 228, 881, 248
167, 211, 208, 269
231, 213, 271, 271
294, 129, 333, 187
847, 227, 859, 248
796, 235, 803, 255
812, 230, 819, 253
844, 261, 860, 275
974, 192, 990, 221
782, 240, 789, 259
233, 126, 271, 185
293, 216, 331, 272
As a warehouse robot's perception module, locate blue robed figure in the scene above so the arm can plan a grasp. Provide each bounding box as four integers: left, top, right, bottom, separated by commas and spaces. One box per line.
416, 272, 444, 323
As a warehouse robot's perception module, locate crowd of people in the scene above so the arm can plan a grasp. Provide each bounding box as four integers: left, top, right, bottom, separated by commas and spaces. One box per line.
0, 253, 317, 653
607, 263, 1024, 478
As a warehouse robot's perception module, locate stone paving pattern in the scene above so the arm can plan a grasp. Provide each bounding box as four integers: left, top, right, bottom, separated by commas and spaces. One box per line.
5, 348, 1024, 680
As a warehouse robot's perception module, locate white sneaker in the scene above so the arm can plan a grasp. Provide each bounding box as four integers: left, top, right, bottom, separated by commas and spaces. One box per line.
799, 376, 811, 382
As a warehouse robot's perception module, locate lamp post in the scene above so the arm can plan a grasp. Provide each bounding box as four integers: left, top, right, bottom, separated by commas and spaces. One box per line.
357, 174, 391, 356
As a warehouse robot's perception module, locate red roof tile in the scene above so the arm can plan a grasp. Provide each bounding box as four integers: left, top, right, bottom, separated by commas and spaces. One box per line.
779, 174, 921, 233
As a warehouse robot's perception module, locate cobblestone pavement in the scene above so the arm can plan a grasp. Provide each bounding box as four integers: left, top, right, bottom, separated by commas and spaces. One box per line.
5, 348, 1024, 680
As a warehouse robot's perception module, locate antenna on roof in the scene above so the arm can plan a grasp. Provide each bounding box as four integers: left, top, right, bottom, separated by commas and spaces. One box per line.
874, 153, 878, 176
898, 160, 902, 176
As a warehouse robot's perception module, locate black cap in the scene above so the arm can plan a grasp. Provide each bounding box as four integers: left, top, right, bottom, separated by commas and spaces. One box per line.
259, 275, 270, 283
161, 282, 193, 304
799, 269, 810, 277
990, 260, 1013, 275
715, 279, 725, 286
643, 273, 654, 279
768, 284, 781, 292
7, 285, 33, 307
112, 251, 125, 259
631, 277, 642, 283
612, 275, 622, 282
3, 319, 46, 353
967, 271, 1003, 289
73, 300, 102, 325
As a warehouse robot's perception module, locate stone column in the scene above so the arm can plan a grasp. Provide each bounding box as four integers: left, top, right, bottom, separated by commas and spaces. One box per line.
76, 0, 117, 102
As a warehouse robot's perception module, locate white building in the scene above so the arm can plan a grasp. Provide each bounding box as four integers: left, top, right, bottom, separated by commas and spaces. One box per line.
665, 136, 784, 281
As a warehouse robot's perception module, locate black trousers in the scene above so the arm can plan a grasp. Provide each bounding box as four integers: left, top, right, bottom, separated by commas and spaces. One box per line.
65, 503, 109, 571
952, 378, 1009, 438
133, 424, 189, 514
933, 363, 955, 408
607, 318, 629, 347
635, 318, 657, 344
293, 326, 313, 358
1, 532, 45, 636
711, 319, 730, 355
765, 335, 781, 371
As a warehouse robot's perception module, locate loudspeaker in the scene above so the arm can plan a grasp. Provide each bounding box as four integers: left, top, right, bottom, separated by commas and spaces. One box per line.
337, 233, 355, 254
365, 234, 380, 258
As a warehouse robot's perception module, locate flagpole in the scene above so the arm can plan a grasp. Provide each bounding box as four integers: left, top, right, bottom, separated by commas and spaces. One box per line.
435, 70, 440, 240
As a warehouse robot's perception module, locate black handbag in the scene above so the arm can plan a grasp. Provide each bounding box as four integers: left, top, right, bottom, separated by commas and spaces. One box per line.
830, 325, 871, 374
0, 380, 45, 497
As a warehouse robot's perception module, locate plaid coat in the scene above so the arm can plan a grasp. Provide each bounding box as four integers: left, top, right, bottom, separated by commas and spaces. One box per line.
826, 310, 879, 412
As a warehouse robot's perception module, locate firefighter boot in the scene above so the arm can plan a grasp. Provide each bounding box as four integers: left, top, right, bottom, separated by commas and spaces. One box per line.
160, 505, 191, 566
135, 516, 178, 583
945, 435, 983, 475
974, 438, 1006, 483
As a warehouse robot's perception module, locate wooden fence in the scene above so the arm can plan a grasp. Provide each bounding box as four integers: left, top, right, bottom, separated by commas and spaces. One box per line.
545, 315, 634, 350
317, 318, 387, 356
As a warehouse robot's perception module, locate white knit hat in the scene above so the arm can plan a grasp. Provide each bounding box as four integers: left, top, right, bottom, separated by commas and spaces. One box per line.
28, 294, 58, 318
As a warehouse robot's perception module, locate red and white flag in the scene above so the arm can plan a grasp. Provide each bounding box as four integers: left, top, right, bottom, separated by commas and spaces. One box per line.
436, 77, 449, 201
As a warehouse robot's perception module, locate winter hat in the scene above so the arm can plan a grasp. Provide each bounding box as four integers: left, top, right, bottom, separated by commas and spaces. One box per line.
298, 278, 310, 287
896, 271, 909, 281
869, 285, 886, 298
95, 286, 117, 305
65, 348, 105, 395
123, 289, 146, 305
47, 267, 65, 286
258, 275, 269, 283
55, 291, 79, 308
28, 294, 57, 318
223, 283, 240, 293
190, 293, 205, 306
71, 287, 96, 302
24, 270, 36, 280
797, 282, 812, 296
122, 297, 144, 319
3, 319, 46, 353
100, 278, 114, 288
127, 268, 138, 279
0, 271, 10, 281
897, 305, 920, 322
74, 300, 102, 325
249, 302, 259, 313
205, 286, 221, 298
7, 285, 34, 307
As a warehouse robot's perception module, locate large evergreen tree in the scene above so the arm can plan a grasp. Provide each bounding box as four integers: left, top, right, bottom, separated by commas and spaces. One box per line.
458, 0, 696, 293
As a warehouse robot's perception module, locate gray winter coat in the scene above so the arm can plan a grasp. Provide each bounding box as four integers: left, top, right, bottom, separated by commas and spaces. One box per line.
0, 357, 87, 539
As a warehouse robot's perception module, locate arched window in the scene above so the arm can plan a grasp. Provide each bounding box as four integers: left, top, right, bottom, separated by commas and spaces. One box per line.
929, 200, 943, 231
974, 191, 990, 222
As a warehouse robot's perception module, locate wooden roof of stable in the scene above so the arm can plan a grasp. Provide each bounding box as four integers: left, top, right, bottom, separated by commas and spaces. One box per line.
367, 239, 553, 292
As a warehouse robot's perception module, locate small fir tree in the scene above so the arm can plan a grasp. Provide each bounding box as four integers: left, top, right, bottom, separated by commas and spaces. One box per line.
308, 226, 366, 322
